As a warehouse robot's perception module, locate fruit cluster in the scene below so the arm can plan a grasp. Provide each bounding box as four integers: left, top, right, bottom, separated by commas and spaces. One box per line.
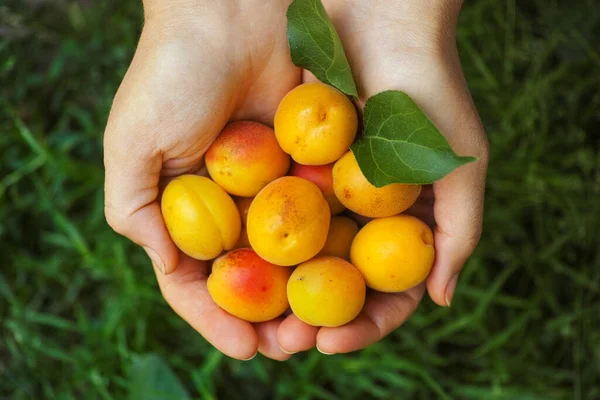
161, 82, 435, 327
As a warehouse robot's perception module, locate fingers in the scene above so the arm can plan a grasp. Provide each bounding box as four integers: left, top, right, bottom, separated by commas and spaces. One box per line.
255, 318, 291, 361
316, 285, 424, 354
155, 254, 259, 360
277, 314, 319, 354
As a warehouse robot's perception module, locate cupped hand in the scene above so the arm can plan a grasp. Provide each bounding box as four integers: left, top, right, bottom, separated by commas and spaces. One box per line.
277, 0, 489, 355
104, 0, 300, 361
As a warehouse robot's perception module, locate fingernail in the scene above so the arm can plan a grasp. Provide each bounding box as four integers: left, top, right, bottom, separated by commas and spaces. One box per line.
144, 246, 165, 275
279, 345, 298, 355
241, 352, 257, 361
316, 344, 334, 356
445, 274, 459, 307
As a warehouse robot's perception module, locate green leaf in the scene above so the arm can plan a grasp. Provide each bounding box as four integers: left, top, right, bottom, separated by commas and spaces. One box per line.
286, 0, 358, 97
129, 354, 191, 400
351, 91, 477, 186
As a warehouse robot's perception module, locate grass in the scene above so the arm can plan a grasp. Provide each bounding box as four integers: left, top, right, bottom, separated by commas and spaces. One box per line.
1, 0, 599, 399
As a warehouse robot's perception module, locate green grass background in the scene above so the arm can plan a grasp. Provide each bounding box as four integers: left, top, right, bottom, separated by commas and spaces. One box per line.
1, 0, 599, 399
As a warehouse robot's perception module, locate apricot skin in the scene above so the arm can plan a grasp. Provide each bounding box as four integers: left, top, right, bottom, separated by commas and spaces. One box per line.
161, 175, 241, 260
247, 176, 330, 266
289, 162, 345, 215
318, 216, 359, 260
287, 256, 366, 327
274, 82, 358, 165
233, 197, 253, 249
333, 151, 422, 218
350, 215, 435, 292
207, 249, 291, 322
205, 121, 290, 197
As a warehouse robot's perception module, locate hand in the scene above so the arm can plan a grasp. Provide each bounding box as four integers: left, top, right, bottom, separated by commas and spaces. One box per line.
104, 0, 300, 361
277, 0, 489, 355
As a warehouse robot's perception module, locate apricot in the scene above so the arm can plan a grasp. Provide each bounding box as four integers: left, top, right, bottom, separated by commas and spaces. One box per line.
274, 82, 357, 165
207, 248, 291, 322
333, 151, 422, 218
233, 197, 253, 249
350, 215, 435, 292
247, 176, 330, 266
161, 175, 241, 260
289, 162, 345, 214
318, 216, 359, 260
287, 256, 365, 327
205, 121, 290, 197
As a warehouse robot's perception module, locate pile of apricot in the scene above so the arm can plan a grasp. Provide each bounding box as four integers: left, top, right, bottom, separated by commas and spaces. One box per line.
161, 82, 435, 327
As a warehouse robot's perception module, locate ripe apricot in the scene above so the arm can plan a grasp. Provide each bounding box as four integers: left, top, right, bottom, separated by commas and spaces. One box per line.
205, 121, 290, 197
289, 162, 345, 214
333, 151, 422, 218
350, 215, 435, 292
161, 175, 241, 260
274, 82, 357, 165
247, 176, 330, 266
207, 248, 291, 322
318, 216, 359, 260
233, 197, 253, 249
287, 256, 365, 327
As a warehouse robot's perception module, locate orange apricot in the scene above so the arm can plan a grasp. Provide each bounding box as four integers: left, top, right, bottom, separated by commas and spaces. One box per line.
350, 215, 435, 292
333, 151, 421, 218
205, 121, 290, 197
318, 216, 360, 260
247, 176, 330, 266
274, 82, 357, 165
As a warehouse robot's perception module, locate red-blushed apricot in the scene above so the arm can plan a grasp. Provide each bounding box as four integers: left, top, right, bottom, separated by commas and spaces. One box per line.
205, 121, 290, 197
350, 215, 435, 292
287, 256, 366, 327
289, 162, 345, 214
161, 175, 241, 260
274, 82, 357, 165
247, 176, 330, 266
207, 248, 291, 322
318, 216, 359, 260
333, 151, 421, 218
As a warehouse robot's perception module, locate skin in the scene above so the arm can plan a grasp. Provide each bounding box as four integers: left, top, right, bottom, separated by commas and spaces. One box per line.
351, 215, 435, 292
205, 121, 290, 197
246, 176, 330, 266
104, 0, 488, 359
274, 82, 358, 165
289, 162, 346, 215
287, 256, 366, 327
207, 249, 292, 323
333, 151, 422, 218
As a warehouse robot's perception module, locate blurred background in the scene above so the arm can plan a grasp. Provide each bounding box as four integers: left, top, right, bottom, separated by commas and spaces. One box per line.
1, 0, 599, 399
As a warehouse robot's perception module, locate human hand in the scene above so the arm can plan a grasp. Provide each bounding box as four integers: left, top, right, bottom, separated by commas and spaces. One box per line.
104, 0, 301, 361
277, 0, 489, 355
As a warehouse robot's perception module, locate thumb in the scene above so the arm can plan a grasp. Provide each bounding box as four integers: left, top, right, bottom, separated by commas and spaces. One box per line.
103, 121, 179, 275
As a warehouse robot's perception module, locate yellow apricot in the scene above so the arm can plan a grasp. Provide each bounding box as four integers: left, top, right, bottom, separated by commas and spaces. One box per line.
274, 82, 357, 165
350, 215, 434, 292
161, 175, 241, 260
318, 216, 359, 260
205, 121, 290, 197
247, 176, 330, 266
207, 248, 291, 322
233, 197, 253, 249
287, 256, 365, 327
333, 151, 421, 218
